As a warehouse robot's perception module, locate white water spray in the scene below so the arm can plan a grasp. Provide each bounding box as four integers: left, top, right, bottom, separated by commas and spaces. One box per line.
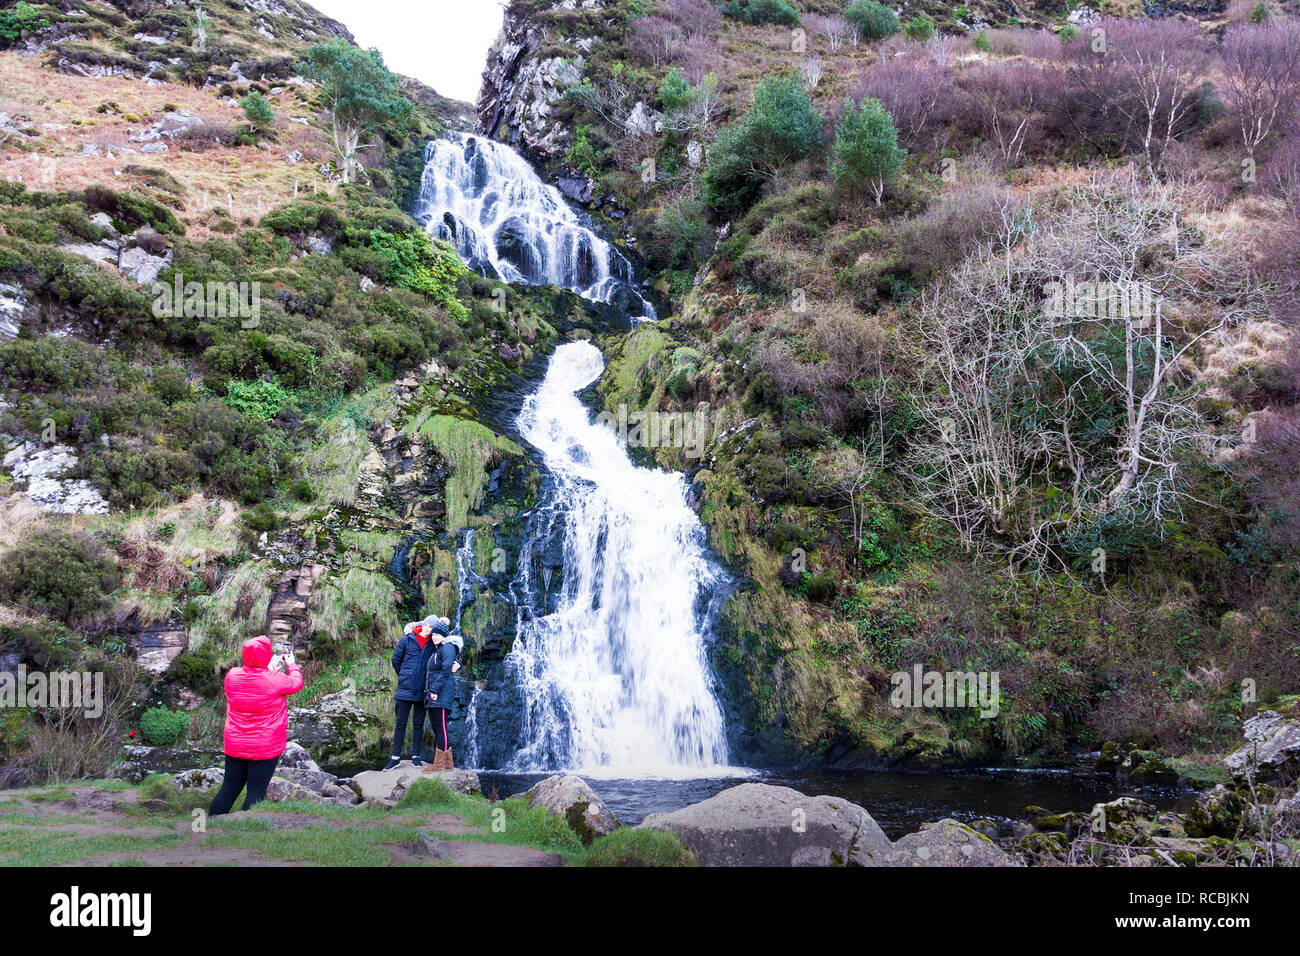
506, 342, 731, 776
414, 133, 656, 319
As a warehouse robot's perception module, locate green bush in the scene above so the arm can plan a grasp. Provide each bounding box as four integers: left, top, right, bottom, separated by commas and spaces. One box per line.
845, 0, 899, 40
831, 97, 905, 200
241, 91, 275, 136
658, 69, 693, 113
972, 30, 993, 51
704, 72, 823, 215
224, 378, 292, 422
585, 827, 699, 866
0, 2, 47, 48
722, 0, 801, 26
367, 229, 469, 321
0, 529, 119, 624
903, 13, 934, 41
139, 707, 190, 746
164, 648, 222, 697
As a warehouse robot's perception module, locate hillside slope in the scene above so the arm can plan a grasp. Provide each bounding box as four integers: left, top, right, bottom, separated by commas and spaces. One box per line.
470, 0, 1300, 769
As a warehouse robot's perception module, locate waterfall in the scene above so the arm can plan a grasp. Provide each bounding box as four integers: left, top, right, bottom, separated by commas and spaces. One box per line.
414, 133, 657, 320
418, 133, 731, 776
506, 341, 731, 775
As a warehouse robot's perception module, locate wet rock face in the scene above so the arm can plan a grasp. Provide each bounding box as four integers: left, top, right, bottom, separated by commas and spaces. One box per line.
476, 3, 594, 159
287, 688, 386, 777
111, 745, 225, 783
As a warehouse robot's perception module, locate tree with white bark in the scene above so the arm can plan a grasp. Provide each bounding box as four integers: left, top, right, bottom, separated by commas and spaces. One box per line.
300, 39, 412, 185
908, 173, 1260, 573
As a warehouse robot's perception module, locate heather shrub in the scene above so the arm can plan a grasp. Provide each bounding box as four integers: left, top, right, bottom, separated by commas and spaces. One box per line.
0, 529, 119, 625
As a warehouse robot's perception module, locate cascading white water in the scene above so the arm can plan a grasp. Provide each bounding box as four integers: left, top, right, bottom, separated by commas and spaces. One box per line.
417, 132, 731, 775
506, 341, 731, 776
414, 133, 656, 320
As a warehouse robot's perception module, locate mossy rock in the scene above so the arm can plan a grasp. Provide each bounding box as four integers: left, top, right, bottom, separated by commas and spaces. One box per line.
1183, 785, 1245, 839
1123, 750, 1180, 786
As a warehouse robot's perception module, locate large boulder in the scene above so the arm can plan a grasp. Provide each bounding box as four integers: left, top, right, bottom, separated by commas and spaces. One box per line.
523, 775, 618, 845
1120, 749, 1179, 786
884, 819, 1020, 867
635, 783, 891, 867
1225, 710, 1300, 782
346, 764, 481, 808
1183, 784, 1245, 838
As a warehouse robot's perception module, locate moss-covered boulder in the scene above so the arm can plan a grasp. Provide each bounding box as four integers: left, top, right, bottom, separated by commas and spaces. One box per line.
1183, 784, 1245, 838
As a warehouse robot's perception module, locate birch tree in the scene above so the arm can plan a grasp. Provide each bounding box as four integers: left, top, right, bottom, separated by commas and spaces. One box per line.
300, 39, 412, 185
909, 174, 1258, 573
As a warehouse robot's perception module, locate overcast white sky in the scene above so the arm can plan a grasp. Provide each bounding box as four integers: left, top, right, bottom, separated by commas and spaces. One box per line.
308, 0, 506, 104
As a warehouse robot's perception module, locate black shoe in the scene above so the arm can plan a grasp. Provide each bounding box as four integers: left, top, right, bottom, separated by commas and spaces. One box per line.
383, 757, 401, 771
411, 756, 423, 768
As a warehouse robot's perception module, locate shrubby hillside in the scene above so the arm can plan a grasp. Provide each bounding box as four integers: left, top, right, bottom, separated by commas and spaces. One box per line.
0, 0, 604, 781
477, 0, 1300, 767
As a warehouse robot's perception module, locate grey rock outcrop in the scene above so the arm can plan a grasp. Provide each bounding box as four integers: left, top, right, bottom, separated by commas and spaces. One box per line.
477, 4, 591, 158
346, 764, 481, 807
636, 783, 891, 867
523, 774, 619, 844
1225, 710, 1300, 782
883, 819, 1019, 867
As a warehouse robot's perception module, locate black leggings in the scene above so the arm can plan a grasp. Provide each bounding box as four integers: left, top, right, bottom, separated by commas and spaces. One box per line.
429, 707, 451, 751
393, 698, 426, 757
208, 755, 280, 816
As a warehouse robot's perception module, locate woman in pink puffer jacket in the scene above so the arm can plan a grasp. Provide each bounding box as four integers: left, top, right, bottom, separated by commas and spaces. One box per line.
208, 635, 304, 816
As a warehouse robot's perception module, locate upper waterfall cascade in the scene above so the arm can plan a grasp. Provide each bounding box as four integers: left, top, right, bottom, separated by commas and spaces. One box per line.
414, 133, 656, 320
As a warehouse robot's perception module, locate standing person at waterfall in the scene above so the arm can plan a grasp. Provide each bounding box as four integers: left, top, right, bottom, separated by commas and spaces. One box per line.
209, 635, 304, 816
423, 625, 464, 772
385, 617, 449, 770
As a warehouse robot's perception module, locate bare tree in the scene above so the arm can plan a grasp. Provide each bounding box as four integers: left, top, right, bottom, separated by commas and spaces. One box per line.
1065, 18, 1211, 174
630, 16, 685, 66
809, 14, 855, 53
801, 57, 825, 90
963, 61, 1041, 168
909, 173, 1260, 573
822, 438, 876, 565
1221, 20, 1300, 159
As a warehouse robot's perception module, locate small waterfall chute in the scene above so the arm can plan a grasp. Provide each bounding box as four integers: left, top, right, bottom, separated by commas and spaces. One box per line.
414, 132, 656, 320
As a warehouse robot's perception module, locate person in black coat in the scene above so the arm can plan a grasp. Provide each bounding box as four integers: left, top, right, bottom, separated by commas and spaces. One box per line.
422, 631, 464, 772
384, 616, 450, 770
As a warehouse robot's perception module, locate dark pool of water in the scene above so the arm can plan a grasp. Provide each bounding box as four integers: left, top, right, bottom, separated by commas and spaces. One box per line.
477, 766, 1197, 839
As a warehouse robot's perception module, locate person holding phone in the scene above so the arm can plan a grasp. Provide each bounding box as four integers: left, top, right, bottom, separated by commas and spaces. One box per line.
208, 635, 304, 816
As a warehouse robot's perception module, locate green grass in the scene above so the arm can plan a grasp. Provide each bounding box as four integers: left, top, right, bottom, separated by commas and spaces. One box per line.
0, 777, 695, 867
0, 828, 186, 866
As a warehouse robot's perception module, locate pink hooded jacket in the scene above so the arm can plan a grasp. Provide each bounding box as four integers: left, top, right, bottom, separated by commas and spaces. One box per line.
222, 636, 304, 760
